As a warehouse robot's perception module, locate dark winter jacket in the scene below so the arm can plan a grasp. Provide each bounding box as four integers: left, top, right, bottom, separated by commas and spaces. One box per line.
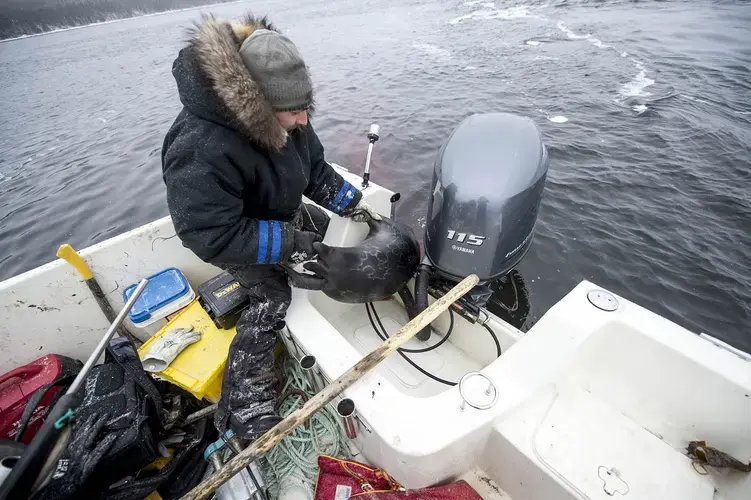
161, 16, 362, 267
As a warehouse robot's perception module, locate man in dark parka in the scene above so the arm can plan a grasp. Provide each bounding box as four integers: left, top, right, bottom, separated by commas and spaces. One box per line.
162, 14, 380, 440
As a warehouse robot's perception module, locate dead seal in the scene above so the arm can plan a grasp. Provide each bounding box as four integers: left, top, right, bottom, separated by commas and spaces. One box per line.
302, 213, 420, 303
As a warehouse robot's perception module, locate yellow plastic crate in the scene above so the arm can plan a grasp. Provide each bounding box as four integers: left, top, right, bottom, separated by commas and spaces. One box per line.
138, 298, 237, 402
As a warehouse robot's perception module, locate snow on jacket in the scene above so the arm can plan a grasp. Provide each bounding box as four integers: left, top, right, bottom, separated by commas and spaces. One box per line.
162, 15, 362, 266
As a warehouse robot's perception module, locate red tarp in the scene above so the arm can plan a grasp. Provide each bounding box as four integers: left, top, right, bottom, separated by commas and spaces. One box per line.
314, 455, 483, 499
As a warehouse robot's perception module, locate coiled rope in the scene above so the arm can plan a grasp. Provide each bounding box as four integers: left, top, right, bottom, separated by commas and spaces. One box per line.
261, 356, 351, 499
202, 355, 351, 499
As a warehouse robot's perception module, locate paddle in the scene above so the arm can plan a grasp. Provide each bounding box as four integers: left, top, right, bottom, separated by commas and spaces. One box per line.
56, 244, 141, 345
183, 273, 480, 500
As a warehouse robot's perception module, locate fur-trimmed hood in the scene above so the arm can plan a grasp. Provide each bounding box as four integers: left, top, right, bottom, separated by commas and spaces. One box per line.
172, 14, 296, 151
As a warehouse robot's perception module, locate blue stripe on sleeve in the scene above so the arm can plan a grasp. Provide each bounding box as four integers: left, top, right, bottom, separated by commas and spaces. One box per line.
256, 220, 269, 264
329, 182, 351, 211
270, 221, 282, 263
337, 185, 357, 212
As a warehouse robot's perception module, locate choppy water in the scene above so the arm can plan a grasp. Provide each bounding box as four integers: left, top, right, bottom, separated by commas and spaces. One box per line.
1, 0, 749, 352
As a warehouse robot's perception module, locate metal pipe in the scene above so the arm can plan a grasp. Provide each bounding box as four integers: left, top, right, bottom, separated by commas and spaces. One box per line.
336, 398, 359, 439
67, 278, 148, 396
299, 355, 326, 394
363, 143, 374, 183
204, 438, 226, 474
248, 462, 267, 500
227, 439, 267, 500
278, 324, 301, 360
223, 431, 267, 500
361, 124, 380, 188
209, 453, 223, 472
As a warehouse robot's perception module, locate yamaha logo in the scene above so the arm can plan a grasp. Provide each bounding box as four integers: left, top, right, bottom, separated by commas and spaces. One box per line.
451, 245, 475, 254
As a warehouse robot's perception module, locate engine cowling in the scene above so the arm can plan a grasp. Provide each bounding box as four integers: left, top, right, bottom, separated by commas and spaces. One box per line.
424, 113, 549, 282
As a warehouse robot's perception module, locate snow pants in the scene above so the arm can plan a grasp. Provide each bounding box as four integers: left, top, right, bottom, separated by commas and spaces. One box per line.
215, 204, 330, 440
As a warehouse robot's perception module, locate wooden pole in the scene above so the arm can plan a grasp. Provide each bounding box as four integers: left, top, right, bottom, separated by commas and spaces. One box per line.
183, 274, 480, 500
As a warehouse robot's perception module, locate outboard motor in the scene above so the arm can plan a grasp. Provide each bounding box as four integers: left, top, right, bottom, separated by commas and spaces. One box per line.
412, 112, 549, 339
426, 112, 548, 280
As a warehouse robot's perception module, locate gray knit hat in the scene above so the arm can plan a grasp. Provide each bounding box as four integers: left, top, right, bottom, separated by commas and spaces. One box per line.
239, 29, 313, 112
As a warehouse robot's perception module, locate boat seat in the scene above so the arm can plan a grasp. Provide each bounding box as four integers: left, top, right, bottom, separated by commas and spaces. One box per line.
533, 387, 715, 500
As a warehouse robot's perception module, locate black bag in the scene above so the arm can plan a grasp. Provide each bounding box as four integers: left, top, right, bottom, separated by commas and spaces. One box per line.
99, 416, 216, 500
36, 337, 162, 499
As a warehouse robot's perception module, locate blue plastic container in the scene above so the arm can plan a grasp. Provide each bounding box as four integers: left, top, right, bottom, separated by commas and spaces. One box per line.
123, 268, 195, 327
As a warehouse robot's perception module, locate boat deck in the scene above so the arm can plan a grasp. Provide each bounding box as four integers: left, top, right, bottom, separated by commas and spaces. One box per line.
460, 469, 513, 499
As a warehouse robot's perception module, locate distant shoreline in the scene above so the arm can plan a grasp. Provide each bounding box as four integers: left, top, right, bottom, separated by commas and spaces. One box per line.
0, 0, 241, 43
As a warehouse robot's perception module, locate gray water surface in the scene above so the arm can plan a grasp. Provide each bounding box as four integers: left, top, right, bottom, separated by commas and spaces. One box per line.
1, 0, 749, 352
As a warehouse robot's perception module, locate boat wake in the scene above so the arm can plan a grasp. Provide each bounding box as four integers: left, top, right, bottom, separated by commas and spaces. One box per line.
449, 5, 535, 25
555, 21, 655, 109
463, 0, 497, 8
412, 43, 452, 60
620, 61, 655, 97
448, 2, 659, 115
556, 21, 611, 48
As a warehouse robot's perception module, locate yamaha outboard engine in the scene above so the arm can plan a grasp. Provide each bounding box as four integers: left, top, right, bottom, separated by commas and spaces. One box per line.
426, 112, 548, 280
412, 113, 548, 339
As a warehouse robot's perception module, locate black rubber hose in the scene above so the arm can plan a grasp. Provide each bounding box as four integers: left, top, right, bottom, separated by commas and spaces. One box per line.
482, 322, 503, 358
413, 263, 433, 341
366, 304, 456, 386
397, 285, 419, 320
369, 302, 454, 353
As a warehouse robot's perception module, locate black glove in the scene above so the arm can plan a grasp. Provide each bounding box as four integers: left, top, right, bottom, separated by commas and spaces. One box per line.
288, 230, 322, 265
37, 412, 117, 499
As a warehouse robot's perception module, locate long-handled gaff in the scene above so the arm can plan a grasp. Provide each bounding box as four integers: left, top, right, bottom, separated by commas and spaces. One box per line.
0, 279, 149, 500
361, 124, 380, 188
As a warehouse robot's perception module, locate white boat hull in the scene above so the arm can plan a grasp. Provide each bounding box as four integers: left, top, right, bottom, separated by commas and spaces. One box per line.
1, 167, 749, 499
